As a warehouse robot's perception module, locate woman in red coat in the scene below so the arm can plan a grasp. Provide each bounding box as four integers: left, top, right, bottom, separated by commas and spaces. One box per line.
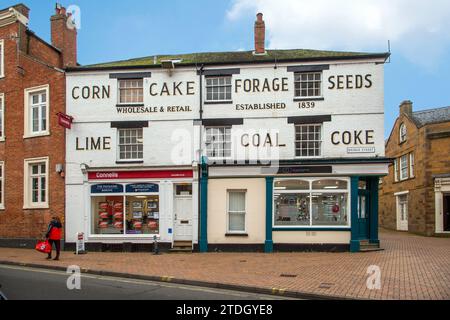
45, 216, 62, 261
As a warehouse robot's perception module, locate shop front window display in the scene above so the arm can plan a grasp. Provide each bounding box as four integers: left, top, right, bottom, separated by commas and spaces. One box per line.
92, 196, 124, 235
126, 195, 159, 234
274, 178, 349, 228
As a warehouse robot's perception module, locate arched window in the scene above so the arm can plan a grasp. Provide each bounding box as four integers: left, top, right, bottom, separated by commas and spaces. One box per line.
399, 123, 407, 143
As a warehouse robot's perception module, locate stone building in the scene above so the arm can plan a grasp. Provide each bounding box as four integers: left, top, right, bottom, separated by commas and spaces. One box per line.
0, 4, 77, 247
379, 101, 450, 236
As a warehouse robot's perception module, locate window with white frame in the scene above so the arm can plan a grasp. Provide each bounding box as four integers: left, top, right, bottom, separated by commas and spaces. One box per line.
274, 179, 349, 227
0, 40, 4, 78
24, 158, 48, 208
0, 162, 4, 208
409, 153, 415, 178
118, 128, 143, 161
227, 191, 246, 233
25, 86, 50, 137
205, 127, 231, 158
118, 79, 143, 104
399, 123, 407, 143
205, 76, 232, 102
0, 93, 4, 139
294, 72, 322, 98
400, 155, 408, 180
295, 124, 322, 157
394, 158, 399, 182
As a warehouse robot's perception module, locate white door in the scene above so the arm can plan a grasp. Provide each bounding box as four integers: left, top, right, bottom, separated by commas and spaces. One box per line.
174, 196, 193, 241
397, 195, 409, 231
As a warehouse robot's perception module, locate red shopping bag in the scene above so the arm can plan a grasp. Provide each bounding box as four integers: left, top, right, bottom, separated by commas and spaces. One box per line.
35, 240, 51, 254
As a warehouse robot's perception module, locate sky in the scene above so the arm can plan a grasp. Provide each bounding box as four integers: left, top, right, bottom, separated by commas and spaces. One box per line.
2, 0, 450, 137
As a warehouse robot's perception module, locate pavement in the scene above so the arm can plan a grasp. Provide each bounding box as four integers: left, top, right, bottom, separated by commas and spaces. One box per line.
0, 229, 449, 300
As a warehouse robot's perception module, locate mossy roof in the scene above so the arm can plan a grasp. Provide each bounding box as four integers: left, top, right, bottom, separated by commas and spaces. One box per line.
70, 49, 389, 71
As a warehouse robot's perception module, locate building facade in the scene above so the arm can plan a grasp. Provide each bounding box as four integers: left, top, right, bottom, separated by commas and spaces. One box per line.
65, 14, 390, 252
379, 101, 450, 236
0, 4, 76, 247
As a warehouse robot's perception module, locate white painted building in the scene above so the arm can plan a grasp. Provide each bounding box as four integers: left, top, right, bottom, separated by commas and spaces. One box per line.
65, 14, 390, 252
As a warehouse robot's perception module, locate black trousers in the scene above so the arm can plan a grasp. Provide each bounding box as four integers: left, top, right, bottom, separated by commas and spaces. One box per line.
48, 239, 61, 257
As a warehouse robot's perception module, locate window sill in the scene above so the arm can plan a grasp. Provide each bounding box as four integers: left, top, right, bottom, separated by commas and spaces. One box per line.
23, 205, 49, 210
116, 160, 144, 165
204, 101, 233, 105
23, 133, 50, 139
0, 205, 5, 210
225, 233, 248, 237
272, 227, 351, 231
294, 97, 324, 102
0, 137, 5, 142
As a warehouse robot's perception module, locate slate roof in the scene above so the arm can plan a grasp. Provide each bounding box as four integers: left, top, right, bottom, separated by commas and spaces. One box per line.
68, 49, 389, 71
411, 106, 450, 127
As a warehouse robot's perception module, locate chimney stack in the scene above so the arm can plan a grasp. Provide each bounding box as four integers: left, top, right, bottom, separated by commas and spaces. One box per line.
51, 3, 77, 68
254, 13, 266, 55
399, 100, 413, 117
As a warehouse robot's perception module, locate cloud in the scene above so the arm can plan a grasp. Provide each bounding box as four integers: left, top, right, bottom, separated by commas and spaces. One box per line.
227, 0, 450, 69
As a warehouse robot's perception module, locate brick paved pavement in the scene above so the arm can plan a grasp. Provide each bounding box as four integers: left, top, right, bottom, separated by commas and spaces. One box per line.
0, 229, 449, 300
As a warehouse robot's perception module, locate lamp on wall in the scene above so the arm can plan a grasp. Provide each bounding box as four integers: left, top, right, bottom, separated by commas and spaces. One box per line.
56, 164, 65, 178
80, 163, 89, 174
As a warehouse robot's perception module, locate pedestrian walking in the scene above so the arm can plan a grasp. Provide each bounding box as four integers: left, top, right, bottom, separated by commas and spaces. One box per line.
45, 216, 62, 261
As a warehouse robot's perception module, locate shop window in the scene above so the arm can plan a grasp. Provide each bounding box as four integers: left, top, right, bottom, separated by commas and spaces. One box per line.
24, 157, 49, 208
118, 128, 143, 161
205, 76, 232, 102
118, 79, 143, 104
92, 196, 124, 235
295, 124, 322, 157
0, 93, 4, 140
294, 72, 322, 98
205, 127, 231, 159
126, 195, 159, 235
227, 191, 246, 233
274, 178, 349, 227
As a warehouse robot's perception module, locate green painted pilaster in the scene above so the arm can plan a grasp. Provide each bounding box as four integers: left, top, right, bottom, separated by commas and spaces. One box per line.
369, 177, 380, 245
199, 157, 208, 253
350, 176, 360, 253
265, 177, 274, 253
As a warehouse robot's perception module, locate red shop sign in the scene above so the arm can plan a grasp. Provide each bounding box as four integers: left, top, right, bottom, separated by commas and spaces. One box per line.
57, 112, 74, 129
88, 170, 193, 180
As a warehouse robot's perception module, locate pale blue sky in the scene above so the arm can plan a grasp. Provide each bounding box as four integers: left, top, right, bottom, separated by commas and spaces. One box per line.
3, 0, 450, 137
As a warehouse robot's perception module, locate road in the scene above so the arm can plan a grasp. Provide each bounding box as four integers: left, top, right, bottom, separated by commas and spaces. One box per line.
0, 264, 295, 300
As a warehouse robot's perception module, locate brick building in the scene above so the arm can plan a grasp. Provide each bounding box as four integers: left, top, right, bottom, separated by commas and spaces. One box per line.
0, 3, 77, 247
379, 101, 450, 236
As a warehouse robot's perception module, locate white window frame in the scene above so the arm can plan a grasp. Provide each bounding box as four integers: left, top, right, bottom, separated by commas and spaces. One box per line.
409, 153, 415, 178
295, 124, 323, 158
226, 190, 247, 234
205, 126, 232, 160
394, 158, 399, 182
0, 39, 4, 78
294, 71, 323, 99
205, 76, 232, 103
0, 161, 4, 210
400, 155, 409, 181
399, 123, 407, 143
0, 93, 4, 141
24, 157, 49, 209
24, 85, 50, 138
117, 128, 144, 162
117, 79, 144, 105
273, 177, 351, 229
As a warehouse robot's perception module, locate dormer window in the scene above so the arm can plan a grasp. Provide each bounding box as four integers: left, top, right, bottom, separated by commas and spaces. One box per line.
399, 123, 407, 143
